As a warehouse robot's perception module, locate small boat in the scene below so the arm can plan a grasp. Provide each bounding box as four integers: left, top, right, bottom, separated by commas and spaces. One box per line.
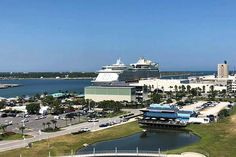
83, 143, 89, 147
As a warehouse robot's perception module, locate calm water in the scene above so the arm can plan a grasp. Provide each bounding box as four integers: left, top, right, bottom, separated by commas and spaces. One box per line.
0, 71, 215, 98
78, 129, 199, 153
0, 79, 91, 98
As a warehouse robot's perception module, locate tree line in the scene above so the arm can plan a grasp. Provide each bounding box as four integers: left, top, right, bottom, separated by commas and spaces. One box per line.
0, 72, 97, 78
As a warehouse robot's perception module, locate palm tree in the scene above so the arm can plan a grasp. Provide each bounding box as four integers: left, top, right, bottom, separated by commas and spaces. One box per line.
181, 85, 186, 93
179, 86, 182, 92
161, 86, 164, 93
66, 114, 74, 125
0, 124, 7, 134
202, 86, 206, 93
174, 85, 178, 92
19, 126, 26, 136
187, 85, 191, 94
42, 122, 46, 130
46, 122, 51, 129
51, 120, 57, 129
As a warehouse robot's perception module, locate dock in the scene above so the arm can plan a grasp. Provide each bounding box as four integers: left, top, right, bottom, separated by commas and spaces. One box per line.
0, 84, 21, 89
138, 119, 187, 128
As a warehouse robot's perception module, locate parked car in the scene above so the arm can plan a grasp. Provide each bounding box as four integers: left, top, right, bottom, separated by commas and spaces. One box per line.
21, 119, 29, 123
24, 114, 30, 118
88, 118, 99, 122
80, 127, 90, 132
39, 115, 46, 119
54, 116, 60, 120
35, 116, 40, 120
1, 113, 7, 118
99, 123, 109, 127
4, 120, 13, 126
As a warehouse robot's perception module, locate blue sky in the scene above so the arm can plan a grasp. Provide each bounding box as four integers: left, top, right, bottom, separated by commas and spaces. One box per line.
0, 0, 236, 72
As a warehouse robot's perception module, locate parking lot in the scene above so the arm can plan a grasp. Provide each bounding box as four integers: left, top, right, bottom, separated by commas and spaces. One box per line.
0, 113, 87, 134
182, 101, 231, 117
200, 102, 230, 116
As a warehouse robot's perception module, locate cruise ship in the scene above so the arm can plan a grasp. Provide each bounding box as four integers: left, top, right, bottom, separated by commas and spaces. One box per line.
92, 58, 160, 85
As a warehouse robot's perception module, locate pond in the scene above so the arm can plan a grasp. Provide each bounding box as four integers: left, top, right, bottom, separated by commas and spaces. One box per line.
77, 129, 200, 154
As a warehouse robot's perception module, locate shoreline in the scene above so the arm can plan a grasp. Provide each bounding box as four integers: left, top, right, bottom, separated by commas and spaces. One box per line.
0, 77, 94, 80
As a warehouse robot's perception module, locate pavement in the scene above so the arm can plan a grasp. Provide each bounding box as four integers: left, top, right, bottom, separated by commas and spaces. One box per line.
182, 101, 230, 117
200, 102, 230, 116
182, 101, 205, 111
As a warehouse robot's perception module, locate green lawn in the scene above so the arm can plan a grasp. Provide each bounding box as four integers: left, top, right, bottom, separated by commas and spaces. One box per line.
168, 108, 236, 157
0, 132, 30, 141
105, 111, 129, 118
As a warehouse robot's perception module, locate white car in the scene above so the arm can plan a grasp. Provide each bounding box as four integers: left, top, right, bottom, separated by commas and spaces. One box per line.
21, 119, 29, 123
24, 114, 30, 118
39, 116, 46, 119
54, 116, 60, 120
35, 116, 40, 120
88, 118, 99, 122
4, 120, 13, 126
80, 127, 90, 132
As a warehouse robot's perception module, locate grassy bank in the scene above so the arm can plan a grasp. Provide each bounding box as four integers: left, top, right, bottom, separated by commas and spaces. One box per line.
0, 132, 31, 141
169, 108, 236, 157
0, 121, 142, 157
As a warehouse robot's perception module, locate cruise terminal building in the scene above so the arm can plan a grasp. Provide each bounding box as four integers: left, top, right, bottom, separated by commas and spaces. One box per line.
85, 86, 136, 102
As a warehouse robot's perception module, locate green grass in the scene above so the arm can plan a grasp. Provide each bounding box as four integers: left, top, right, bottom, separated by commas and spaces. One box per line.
105, 111, 128, 118
0, 121, 142, 157
41, 127, 61, 133
0, 132, 31, 141
168, 108, 236, 157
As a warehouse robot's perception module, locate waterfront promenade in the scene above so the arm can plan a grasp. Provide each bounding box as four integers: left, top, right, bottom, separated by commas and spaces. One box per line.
56, 151, 206, 157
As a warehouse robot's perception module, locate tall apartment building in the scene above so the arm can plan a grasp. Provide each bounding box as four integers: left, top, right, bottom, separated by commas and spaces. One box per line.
217, 61, 229, 78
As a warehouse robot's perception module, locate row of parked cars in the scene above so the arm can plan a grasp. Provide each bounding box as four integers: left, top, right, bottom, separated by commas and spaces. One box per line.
196, 101, 218, 111
99, 120, 122, 128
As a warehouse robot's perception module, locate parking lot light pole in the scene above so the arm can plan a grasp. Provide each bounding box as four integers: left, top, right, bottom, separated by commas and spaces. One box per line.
71, 149, 73, 156
93, 147, 95, 155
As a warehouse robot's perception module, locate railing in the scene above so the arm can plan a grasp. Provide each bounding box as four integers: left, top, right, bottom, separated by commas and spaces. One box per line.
138, 119, 187, 127
52, 149, 166, 157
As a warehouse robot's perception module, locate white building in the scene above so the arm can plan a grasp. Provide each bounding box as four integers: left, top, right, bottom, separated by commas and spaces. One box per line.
130, 78, 227, 93
84, 86, 149, 102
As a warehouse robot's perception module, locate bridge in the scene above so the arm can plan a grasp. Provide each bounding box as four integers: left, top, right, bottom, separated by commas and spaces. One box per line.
57, 151, 165, 157
53, 150, 206, 157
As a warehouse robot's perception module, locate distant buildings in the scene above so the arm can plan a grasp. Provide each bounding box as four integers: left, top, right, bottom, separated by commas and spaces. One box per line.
84, 59, 236, 102
131, 61, 235, 93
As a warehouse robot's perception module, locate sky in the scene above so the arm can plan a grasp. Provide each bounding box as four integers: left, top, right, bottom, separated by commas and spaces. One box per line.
0, 0, 236, 72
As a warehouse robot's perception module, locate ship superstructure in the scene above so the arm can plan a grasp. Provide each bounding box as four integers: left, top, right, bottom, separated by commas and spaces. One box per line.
93, 57, 160, 85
